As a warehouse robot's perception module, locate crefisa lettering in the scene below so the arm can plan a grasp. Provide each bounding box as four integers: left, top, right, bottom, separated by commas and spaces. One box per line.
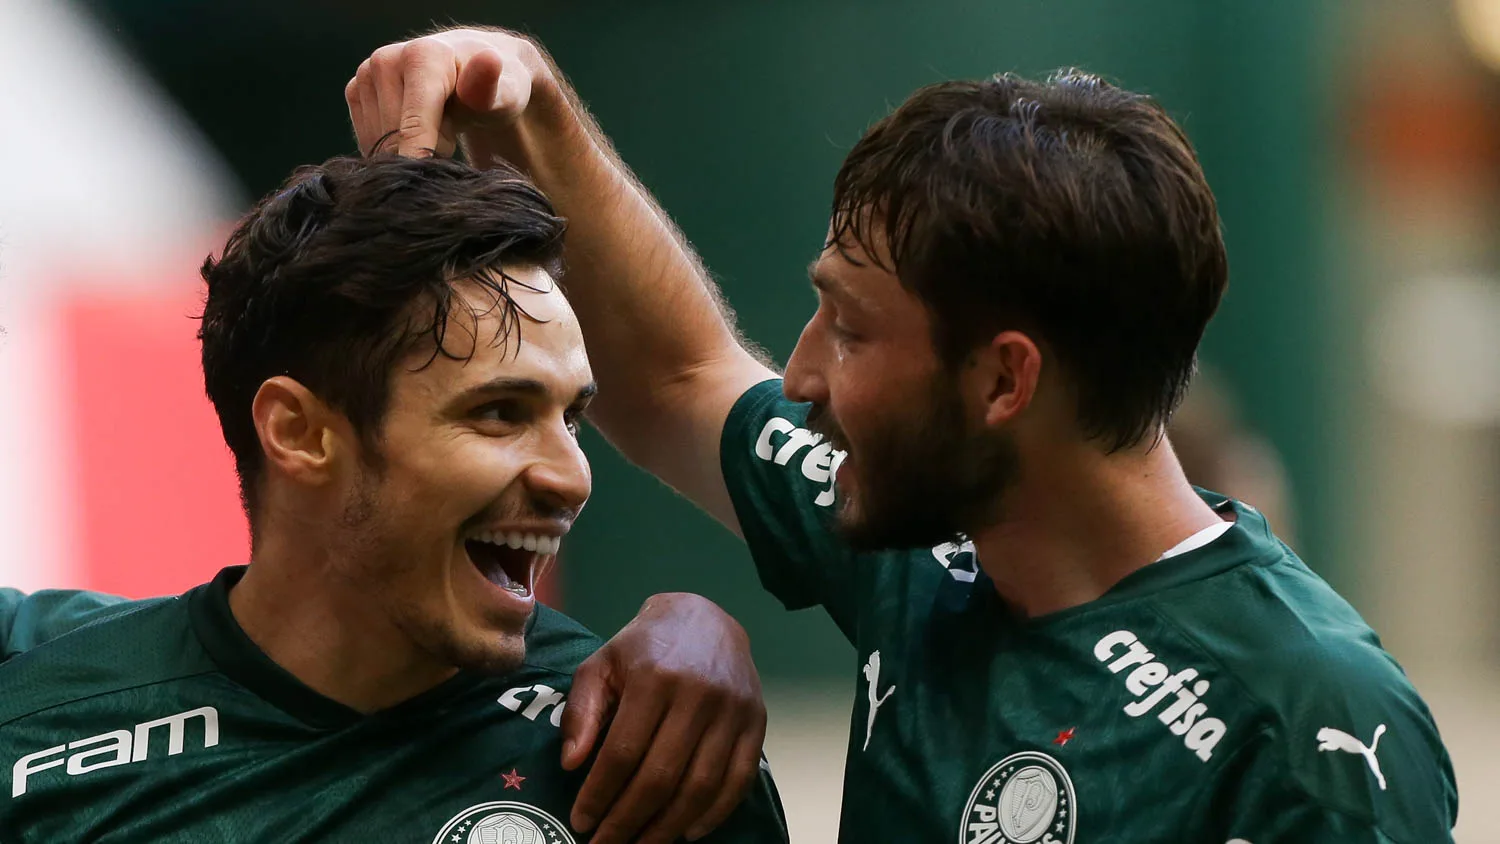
1093, 630, 1226, 762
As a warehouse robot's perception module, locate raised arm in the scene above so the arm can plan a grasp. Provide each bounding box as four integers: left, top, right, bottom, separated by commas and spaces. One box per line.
347, 29, 776, 530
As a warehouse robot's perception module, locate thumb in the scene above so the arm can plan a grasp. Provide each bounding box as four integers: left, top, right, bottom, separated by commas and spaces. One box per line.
455, 47, 507, 114
560, 653, 616, 770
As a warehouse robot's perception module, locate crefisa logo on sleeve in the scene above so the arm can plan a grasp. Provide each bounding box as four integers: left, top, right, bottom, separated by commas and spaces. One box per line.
1093, 629, 1228, 762
432, 802, 576, 844
959, 751, 1076, 844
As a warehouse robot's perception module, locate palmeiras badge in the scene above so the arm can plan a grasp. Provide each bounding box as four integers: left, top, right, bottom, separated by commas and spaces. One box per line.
431, 801, 576, 844
959, 751, 1076, 844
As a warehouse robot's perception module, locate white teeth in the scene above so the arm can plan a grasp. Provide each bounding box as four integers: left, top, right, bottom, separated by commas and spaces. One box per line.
466, 529, 563, 555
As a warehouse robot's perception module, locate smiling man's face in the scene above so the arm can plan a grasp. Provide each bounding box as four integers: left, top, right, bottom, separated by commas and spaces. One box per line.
784, 233, 1018, 551
329, 269, 595, 675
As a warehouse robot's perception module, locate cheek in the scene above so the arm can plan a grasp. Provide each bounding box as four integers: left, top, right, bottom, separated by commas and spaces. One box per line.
439, 443, 526, 512
828, 349, 893, 414
387, 439, 522, 519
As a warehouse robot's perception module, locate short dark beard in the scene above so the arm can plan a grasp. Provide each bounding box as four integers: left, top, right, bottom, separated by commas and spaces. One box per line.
334, 460, 529, 678
809, 373, 1018, 551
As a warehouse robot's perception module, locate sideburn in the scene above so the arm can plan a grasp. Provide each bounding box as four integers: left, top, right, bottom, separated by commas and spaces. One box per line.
839, 370, 1019, 551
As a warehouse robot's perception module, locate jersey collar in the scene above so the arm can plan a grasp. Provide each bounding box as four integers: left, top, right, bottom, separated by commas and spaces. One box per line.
187, 566, 489, 729
971, 490, 1287, 626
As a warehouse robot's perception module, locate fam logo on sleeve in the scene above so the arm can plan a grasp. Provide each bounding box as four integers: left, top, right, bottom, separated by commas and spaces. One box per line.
432, 802, 575, 844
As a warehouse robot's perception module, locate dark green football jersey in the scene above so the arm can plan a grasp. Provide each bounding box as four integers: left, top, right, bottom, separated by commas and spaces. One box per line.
1, 587, 134, 662
721, 379, 1457, 844
0, 567, 789, 843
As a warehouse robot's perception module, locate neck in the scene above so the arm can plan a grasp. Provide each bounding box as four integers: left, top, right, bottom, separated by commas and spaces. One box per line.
970, 436, 1223, 619
229, 531, 457, 714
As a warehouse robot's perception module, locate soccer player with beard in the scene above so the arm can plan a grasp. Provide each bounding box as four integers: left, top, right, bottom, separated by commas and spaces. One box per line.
354, 28, 1459, 842
0, 155, 787, 844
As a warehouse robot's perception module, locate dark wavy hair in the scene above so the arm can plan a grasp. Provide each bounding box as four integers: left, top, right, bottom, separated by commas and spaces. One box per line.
199, 154, 567, 522
832, 69, 1228, 451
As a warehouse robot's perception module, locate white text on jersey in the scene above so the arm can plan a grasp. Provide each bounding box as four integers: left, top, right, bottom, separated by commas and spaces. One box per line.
11, 706, 220, 798
1094, 630, 1227, 762
498, 684, 567, 727
753, 417, 846, 507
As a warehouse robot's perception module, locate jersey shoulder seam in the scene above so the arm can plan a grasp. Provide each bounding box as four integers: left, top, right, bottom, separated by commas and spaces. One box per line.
516, 663, 574, 681
3, 596, 170, 659
0, 668, 223, 731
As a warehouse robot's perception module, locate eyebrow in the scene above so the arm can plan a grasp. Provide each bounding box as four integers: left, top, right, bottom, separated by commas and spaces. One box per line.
807, 261, 841, 296
455, 376, 599, 408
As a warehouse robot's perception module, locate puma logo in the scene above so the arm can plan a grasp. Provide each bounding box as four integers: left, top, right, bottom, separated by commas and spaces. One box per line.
1316, 724, 1387, 791
862, 650, 895, 752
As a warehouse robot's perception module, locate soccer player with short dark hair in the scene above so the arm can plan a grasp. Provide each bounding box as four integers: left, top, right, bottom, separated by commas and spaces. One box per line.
351, 28, 1459, 842
0, 155, 788, 844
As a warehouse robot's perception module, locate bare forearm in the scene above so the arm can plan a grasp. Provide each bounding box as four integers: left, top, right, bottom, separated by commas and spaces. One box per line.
444, 43, 771, 523
464, 54, 767, 425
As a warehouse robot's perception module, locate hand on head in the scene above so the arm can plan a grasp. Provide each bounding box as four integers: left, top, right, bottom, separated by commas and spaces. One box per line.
345, 28, 546, 159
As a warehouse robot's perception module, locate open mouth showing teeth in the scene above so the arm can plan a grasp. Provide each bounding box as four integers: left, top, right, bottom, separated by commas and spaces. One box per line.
463, 531, 561, 599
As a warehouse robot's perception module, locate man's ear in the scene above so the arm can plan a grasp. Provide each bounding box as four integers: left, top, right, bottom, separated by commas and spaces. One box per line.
966, 330, 1043, 428
251, 376, 345, 488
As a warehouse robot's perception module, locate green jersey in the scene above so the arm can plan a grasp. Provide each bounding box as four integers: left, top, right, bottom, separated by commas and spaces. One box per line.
1, 588, 135, 662
0, 567, 789, 843
721, 379, 1456, 844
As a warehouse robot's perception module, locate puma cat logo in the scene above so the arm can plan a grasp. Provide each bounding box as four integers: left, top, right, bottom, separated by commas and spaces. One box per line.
862, 650, 895, 752
1316, 724, 1387, 791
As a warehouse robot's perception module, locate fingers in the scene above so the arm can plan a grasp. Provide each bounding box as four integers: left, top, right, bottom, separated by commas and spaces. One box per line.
454, 47, 507, 115
392, 39, 457, 158
346, 39, 459, 158
631, 715, 740, 844
559, 653, 615, 771
346, 60, 381, 157
586, 689, 714, 844
346, 30, 536, 162
569, 677, 671, 836
368, 43, 408, 156
685, 720, 768, 841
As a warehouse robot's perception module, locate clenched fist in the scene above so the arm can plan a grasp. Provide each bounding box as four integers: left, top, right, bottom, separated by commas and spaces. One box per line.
344, 28, 550, 160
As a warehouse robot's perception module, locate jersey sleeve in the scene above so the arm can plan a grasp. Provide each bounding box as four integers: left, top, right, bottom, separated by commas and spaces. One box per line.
1208, 686, 1458, 844
719, 378, 863, 640
0, 587, 137, 663
1217, 781, 1425, 844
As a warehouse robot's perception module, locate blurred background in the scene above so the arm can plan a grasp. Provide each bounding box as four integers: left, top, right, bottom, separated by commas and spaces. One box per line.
0, 0, 1496, 839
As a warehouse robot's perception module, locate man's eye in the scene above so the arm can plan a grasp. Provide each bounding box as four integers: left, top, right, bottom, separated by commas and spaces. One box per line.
476, 401, 528, 424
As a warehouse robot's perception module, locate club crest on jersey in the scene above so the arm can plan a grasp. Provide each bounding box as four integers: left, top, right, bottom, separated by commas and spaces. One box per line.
1093, 629, 1228, 762
960, 751, 1076, 844
431, 801, 575, 844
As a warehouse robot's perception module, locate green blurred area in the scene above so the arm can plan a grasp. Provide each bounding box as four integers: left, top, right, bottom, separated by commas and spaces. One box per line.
89, 0, 1339, 680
